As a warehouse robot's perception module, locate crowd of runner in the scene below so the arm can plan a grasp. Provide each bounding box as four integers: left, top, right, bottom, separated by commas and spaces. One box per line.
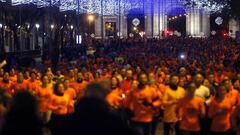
0, 37, 240, 135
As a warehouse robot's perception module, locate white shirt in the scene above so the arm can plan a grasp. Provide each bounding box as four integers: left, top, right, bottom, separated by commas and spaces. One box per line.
194, 85, 211, 105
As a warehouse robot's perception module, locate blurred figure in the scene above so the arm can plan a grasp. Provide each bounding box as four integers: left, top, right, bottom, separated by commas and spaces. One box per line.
1, 91, 43, 135
128, 73, 161, 135
11, 72, 28, 93
120, 70, 133, 93
223, 79, 239, 105
194, 73, 211, 105
162, 74, 185, 135
208, 85, 234, 135
0, 73, 13, 95
177, 82, 205, 135
35, 75, 52, 123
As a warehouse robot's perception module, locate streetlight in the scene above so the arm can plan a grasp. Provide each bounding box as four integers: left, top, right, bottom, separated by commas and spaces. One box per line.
50, 24, 54, 30
35, 24, 40, 30
35, 24, 40, 51
88, 15, 94, 36
70, 25, 74, 30
0, 23, 3, 50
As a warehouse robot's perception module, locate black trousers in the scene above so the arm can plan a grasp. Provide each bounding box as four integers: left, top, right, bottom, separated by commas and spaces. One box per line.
163, 122, 180, 135
179, 130, 200, 135
151, 117, 159, 135
131, 121, 151, 135
211, 130, 233, 135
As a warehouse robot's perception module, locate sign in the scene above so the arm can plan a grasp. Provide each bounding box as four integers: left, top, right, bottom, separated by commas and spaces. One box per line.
132, 18, 140, 26
215, 17, 223, 25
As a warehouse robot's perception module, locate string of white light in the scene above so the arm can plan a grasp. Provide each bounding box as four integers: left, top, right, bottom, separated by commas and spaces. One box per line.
8, 0, 228, 15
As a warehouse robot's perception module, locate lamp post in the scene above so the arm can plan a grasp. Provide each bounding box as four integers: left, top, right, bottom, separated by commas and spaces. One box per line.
35, 24, 40, 51
0, 23, 3, 53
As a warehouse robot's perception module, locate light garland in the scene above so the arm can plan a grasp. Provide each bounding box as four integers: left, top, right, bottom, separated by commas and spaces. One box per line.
6, 0, 229, 14
183, 0, 229, 13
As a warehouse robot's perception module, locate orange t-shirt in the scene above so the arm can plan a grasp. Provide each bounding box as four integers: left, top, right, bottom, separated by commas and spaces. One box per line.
226, 88, 239, 106
208, 96, 233, 132
120, 80, 132, 93
0, 81, 13, 94
162, 86, 185, 123
128, 86, 160, 123
64, 87, 77, 100
177, 96, 206, 132
70, 81, 87, 98
106, 88, 124, 109
36, 86, 52, 113
9, 75, 17, 82
27, 80, 41, 93
49, 94, 71, 115
11, 81, 28, 93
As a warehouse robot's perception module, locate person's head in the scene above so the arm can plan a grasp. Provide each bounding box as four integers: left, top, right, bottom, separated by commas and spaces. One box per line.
64, 79, 70, 89
170, 74, 179, 86
216, 84, 227, 98
233, 79, 240, 90
3, 72, 9, 83
55, 83, 65, 96
84, 82, 109, 99
41, 75, 49, 86
84, 72, 90, 81
148, 72, 156, 85
46, 67, 52, 73
94, 72, 100, 79
121, 69, 126, 77
165, 74, 171, 85
179, 78, 185, 87
195, 73, 204, 86
203, 79, 211, 88
73, 68, 78, 75
187, 82, 197, 95
17, 72, 24, 83
237, 73, 240, 80
179, 67, 187, 76
3, 91, 42, 135
132, 80, 139, 90
126, 70, 133, 80
102, 69, 107, 75
24, 71, 30, 80
77, 72, 84, 83
30, 72, 36, 81
9, 68, 15, 76
69, 69, 74, 78
138, 73, 148, 89
111, 77, 119, 89
8, 91, 38, 115
36, 72, 41, 80
0, 68, 4, 77
46, 72, 53, 83
223, 79, 232, 91
56, 70, 61, 76
208, 74, 215, 83
136, 66, 141, 74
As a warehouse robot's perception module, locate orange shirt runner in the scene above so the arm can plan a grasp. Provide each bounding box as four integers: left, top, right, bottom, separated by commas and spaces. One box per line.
49, 94, 72, 115
177, 96, 206, 132
128, 86, 161, 123
208, 96, 234, 132
36, 86, 52, 113
162, 86, 185, 123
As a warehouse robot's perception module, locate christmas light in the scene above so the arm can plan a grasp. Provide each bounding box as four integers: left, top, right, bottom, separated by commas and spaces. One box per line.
9, 0, 229, 15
